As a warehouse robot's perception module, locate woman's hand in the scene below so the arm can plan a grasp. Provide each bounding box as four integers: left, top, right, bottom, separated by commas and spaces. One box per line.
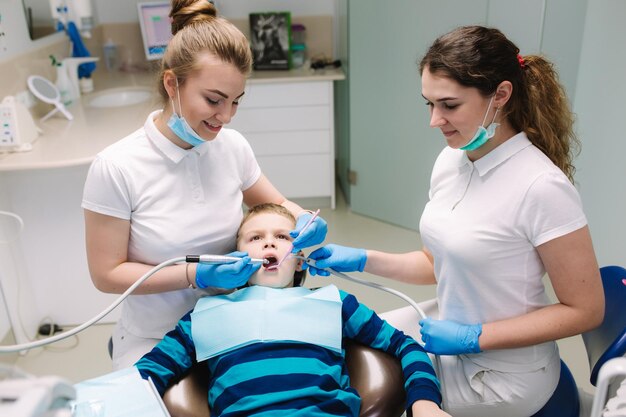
419, 318, 482, 355
290, 211, 328, 250
307, 244, 367, 276
411, 400, 451, 417
195, 251, 261, 289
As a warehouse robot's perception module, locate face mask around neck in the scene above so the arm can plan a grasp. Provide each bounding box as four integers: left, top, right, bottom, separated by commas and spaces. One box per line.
166, 80, 206, 147
460, 95, 500, 151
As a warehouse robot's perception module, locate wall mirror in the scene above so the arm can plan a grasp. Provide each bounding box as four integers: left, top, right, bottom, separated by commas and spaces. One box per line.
22, 0, 57, 40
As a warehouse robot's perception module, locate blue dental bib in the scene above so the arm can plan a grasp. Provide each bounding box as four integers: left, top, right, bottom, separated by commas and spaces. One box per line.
191, 285, 343, 361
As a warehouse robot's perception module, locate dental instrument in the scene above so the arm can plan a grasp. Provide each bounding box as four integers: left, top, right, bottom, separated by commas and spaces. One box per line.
267, 209, 320, 270
186, 255, 268, 265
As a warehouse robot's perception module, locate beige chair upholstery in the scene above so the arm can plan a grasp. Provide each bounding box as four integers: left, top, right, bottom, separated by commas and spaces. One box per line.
162, 340, 406, 417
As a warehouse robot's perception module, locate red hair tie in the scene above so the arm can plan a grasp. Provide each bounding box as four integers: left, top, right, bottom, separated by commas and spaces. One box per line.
517, 54, 526, 69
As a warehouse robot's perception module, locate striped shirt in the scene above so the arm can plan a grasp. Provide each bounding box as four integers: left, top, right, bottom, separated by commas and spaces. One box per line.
135, 289, 441, 416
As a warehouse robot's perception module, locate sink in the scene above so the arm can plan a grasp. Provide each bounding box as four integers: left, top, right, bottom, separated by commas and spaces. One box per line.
88, 87, 153, 108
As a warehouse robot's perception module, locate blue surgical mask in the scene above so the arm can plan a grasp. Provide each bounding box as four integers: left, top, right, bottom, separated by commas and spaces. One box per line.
166, 80, 206, 147
460, 95, 500, 151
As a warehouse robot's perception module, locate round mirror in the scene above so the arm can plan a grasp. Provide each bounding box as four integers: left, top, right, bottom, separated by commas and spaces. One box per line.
27, 75, 73, 121
27, 75, 60, 102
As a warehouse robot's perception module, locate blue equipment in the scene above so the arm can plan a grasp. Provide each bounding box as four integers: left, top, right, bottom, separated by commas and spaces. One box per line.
533, 265, 626, 417
582, 265, 626, 386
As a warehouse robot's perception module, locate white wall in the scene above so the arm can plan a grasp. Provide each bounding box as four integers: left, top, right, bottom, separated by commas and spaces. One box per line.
574, 0, 626, 267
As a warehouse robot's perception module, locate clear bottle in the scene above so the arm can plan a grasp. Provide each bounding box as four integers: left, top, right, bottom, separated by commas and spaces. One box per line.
50, 55, 72, 106
291, 44, 306, 69
103, 39, 118, 71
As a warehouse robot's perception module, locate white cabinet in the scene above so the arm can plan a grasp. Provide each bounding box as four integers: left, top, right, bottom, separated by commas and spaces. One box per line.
228, 79, 338, 208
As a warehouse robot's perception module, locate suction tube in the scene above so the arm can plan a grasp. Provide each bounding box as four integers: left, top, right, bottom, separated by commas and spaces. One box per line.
301, 257, 445, 405
0, 255, 268, 353
0, 256, 186, 353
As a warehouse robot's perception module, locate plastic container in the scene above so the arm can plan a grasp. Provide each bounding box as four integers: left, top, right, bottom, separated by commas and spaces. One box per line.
80, 77, 94, 93
50, 55, 72, 105
291, 44, 306, 68
103, 39, 118, 71
291, 24, 306, 45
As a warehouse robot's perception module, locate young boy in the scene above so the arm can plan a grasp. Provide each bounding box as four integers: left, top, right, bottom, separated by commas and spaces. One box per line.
135, 203, 449, 416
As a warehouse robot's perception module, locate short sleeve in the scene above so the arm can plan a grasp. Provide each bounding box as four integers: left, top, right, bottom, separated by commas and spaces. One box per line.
519, 172, 587, 246
81, 155, 133, 220
237, 133, 262, 191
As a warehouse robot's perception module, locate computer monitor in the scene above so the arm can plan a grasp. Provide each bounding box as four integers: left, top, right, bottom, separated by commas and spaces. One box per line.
137, 1, 172, 60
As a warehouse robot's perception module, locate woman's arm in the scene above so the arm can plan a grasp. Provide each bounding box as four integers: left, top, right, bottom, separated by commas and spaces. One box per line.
242, 174, 309, 218
365, 247, 437, 285
478, 226, 604, 350
85, 209, 192, 294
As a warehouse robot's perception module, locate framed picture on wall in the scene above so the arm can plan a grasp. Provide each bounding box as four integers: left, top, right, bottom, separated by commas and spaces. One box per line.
249, 11, 291, 70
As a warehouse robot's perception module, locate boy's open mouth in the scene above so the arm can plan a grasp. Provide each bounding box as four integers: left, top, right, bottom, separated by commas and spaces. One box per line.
263, 256, 278, 269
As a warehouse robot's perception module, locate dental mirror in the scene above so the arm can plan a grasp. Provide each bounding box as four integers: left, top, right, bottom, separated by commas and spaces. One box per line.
27, 75, 73, 122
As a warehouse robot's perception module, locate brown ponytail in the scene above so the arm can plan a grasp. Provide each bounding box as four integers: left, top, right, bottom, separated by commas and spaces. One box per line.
517, 55, 579, 181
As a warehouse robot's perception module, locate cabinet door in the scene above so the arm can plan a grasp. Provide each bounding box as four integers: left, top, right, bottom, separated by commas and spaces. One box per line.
347, 0, 487, 230
227, 80, 335, 206
240, 82, 331, 108
257, 154, 333, 199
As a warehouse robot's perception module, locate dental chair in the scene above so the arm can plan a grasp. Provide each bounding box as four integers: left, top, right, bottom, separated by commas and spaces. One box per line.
162, 339, 407, 417
518, 265, 626, 417
582, 265, 626, 388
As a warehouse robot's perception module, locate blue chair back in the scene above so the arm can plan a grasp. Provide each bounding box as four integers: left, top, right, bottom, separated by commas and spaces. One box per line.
581, 265, 626, 386
530, 360, 580, 417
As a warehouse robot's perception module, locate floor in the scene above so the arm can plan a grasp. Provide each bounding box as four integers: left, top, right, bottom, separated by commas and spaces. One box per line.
2, 189, 596, 397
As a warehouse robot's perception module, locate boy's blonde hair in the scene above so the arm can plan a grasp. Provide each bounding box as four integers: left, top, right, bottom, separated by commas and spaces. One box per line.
238, 203, 306, 287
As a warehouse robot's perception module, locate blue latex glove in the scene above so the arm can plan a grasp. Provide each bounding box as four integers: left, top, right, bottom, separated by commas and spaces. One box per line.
419, 317, 482, 355
307, 244, 367, 277
195, 251, 261, 289
290, 212, 328, 250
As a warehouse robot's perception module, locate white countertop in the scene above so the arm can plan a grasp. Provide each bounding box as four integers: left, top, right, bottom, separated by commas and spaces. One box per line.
0, 67, 344, 172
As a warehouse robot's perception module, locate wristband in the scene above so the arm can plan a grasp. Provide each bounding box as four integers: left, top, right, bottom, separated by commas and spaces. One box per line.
186, 263, 196, 289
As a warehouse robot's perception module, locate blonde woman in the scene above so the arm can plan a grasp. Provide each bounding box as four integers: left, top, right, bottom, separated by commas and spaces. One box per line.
82, 0, 326, 370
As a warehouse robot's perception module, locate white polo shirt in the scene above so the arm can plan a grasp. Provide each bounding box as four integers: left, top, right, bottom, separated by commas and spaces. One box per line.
82, 110, 261, 338
419, 132, 587, 372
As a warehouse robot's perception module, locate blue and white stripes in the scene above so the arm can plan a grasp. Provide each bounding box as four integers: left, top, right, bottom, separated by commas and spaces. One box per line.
136, 288, 441, 416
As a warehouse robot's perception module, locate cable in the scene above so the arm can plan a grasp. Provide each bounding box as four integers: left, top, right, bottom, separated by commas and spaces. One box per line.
0, 256, 185, 353
0, 254, 267, 353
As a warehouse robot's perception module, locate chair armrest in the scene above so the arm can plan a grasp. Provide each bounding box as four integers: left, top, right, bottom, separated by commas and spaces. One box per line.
345, 339, 406, 417
162, 365, 211, 417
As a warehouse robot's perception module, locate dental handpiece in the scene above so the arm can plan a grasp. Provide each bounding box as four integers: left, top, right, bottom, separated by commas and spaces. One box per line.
186, 255, 269, 265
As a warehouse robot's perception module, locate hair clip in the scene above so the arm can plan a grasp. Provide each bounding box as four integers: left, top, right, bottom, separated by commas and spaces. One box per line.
517, 54, 526, 69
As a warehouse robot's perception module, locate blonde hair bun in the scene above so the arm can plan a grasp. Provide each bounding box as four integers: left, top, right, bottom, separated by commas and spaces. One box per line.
169, 0, 217, 35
